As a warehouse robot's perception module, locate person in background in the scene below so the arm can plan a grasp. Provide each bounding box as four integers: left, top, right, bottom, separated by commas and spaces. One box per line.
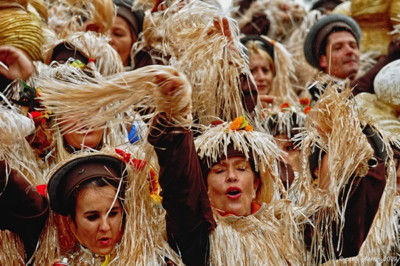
304, 13, 400, 100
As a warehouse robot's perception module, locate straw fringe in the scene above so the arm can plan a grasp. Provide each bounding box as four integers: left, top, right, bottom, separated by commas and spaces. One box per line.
43, 31, 124, 76
36, 65, 192, 132
284, 10, 322, 91
260, 35, 298, 105
195, 122, 282, 203
117, 147, 183, 265
0, 230, 25, 265
0, 96, 43, 184
209, 200, 308, 265
297, 82, 399, 264
144, 1, 250, 125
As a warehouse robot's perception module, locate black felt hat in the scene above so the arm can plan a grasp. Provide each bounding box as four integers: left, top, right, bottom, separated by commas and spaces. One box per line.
48, 154, 127, 216
303, 14, 361, 70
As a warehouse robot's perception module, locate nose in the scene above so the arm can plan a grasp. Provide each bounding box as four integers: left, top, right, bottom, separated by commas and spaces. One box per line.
345, 44, 358, 56
99, 217, 111, 232
226, 167, 238, 183
254, 68, 266, 81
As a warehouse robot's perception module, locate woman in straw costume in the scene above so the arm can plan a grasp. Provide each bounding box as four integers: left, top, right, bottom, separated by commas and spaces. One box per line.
240, 35, 299, 114
43, 150, 180, 265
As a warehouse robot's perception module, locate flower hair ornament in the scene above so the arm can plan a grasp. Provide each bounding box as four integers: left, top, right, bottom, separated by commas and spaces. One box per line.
195, 115, 283, 203
261, 97, 311, 141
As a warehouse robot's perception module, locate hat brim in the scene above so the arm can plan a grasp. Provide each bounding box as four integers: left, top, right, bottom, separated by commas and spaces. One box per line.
48, 154, 127, 216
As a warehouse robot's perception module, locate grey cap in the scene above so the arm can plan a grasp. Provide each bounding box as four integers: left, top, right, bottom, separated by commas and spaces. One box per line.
303, 14, 361, 70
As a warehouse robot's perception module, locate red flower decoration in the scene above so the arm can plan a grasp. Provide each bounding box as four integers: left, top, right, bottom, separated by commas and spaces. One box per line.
299, 98, 310, 106
303, 106, 312, 114
36, 184, 47, 196
115, 148, 147, 170
280, 102, 290, 110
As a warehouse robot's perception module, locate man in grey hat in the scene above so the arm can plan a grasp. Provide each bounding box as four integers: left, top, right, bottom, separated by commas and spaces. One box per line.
304, 14, 361, 82
304, 13, 400, 99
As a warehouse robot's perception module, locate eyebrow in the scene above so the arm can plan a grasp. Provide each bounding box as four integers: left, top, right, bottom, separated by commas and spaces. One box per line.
216, 159, 248, 166
84, 206, 121, 215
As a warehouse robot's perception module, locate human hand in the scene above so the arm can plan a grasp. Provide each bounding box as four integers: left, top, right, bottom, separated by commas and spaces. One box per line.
153, 67, 191, 119
0, 46, 35, 81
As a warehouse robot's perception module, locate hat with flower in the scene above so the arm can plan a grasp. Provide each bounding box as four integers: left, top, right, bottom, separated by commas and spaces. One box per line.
195, 115, 281, 203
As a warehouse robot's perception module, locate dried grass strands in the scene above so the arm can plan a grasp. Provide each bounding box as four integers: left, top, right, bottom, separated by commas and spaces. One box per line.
30, 210, 62, 265
0, 97, 43, 184
36, 65, 192, 132
299, 83, 398, 263
0, 230, 25, 265
44, 31, 124, 76
195, 121, 284, 203
259, 35, 298, 105
210, 200, 307, 265
155, 0, 250, 125
116, 148, 183, 265
284, 10, 322, 90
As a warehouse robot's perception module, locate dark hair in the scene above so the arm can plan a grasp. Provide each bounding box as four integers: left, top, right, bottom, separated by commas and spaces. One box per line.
319, 25, 356, 56
67, 177, 124, 221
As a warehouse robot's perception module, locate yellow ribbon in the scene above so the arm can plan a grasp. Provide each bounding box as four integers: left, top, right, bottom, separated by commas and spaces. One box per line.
101, 254, 111, 266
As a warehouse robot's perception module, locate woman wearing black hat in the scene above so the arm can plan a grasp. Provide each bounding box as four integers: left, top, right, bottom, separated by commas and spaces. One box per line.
39, 151, 181, 265
47, 154, 127, 264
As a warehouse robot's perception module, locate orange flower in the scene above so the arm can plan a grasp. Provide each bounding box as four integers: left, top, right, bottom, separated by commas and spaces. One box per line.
230, 116, 244, 130
303, 106, 312, 114
244, 124, 253, 131
280, 102, 290, 110
299, 97, 310, 106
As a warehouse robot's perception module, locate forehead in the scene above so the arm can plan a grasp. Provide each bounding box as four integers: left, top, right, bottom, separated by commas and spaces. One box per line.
216, 156, 249, 165
76, 186, 119, 209
327, 31, 357, 45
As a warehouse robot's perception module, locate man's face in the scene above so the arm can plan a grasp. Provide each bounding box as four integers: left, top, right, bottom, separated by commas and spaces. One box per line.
319, 31, 360, 80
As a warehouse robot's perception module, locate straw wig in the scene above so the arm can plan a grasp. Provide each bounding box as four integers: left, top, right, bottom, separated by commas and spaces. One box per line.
195, 118, 281, 203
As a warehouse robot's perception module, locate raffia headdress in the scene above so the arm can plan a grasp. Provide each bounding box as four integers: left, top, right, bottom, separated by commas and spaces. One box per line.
195, 116, 281, 203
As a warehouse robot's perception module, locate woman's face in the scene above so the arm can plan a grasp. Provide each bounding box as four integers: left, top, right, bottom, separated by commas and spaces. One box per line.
249, 53, 274, 96
110, 16, 135, 66
274, 134, 301, 173
207, 157, 259, 216
61, 116, 104, 150
69, 185, 123, 255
